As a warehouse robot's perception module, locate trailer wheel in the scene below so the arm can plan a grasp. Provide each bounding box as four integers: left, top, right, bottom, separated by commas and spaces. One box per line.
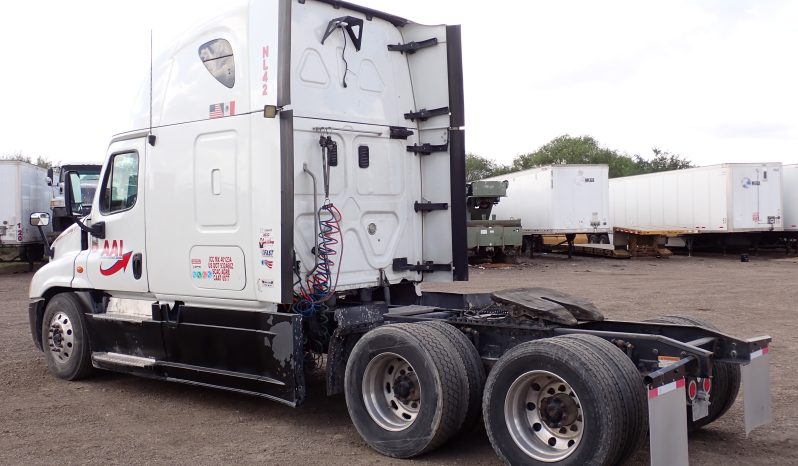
344, 323, 468, 458
41, 293, 93, 381
644, 315, 742, 430
483, 335, 639, 465
419, 321, 486, 432
556, 334, 647, 464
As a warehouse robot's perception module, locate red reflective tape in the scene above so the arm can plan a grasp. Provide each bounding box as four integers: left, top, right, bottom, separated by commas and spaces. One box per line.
648, 378, 685, 399
751, 347, 770, 360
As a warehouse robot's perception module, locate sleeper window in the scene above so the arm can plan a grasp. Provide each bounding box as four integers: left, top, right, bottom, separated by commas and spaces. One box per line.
199, 39, 235, 88
100, 152, 139, 214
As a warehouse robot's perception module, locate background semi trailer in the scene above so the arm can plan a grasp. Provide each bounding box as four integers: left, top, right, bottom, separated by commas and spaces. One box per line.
610, 163, 784, 233
0, 160, 52, 264
783, 164, 798, 231
483, 165, 611, 256
27, 1, 772, 465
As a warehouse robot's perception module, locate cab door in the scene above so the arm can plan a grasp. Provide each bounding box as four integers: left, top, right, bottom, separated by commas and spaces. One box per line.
80, 137, 149, 293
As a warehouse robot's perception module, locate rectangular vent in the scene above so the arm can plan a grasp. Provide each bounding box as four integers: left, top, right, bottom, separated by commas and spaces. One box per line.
358, 145, 370, 168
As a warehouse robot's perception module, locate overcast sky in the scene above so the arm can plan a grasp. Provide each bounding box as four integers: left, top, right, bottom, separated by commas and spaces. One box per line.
1, 0, 796, 167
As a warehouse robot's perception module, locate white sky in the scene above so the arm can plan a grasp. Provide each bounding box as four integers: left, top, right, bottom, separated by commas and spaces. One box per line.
1, 0, 796, 167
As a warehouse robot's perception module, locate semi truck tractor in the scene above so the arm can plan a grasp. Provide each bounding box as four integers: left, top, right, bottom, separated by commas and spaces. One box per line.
27, 1, 772, 464
47, 163, 102, 232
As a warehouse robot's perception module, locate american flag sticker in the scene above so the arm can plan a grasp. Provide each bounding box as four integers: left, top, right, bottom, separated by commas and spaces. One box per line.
209, 101, 236, 119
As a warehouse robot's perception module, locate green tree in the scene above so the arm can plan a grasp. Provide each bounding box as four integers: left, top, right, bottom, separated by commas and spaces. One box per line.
634, 148, 692, 174
509, 135, 692, 178
1, 152, 52, 169
465, 153, 512, 182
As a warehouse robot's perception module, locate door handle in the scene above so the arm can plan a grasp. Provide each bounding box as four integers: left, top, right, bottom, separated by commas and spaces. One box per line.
132, 253, 143, 279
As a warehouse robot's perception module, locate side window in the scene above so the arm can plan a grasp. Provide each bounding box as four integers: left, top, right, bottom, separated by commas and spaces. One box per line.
100, 152, 139, 214
198, 39, 235, 88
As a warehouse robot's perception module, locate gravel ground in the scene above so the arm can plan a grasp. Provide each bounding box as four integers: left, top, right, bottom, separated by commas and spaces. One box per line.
1, 253, 796, 465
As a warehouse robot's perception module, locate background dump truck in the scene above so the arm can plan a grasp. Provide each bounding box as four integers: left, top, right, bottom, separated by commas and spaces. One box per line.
0, 160, 53, 263
27, 1, 771, 465
466, 180, 522, 262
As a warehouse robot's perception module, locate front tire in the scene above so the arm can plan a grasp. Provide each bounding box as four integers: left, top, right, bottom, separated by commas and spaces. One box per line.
344, 323, 468, 458
41, 293, 93, 380
483, 335, 645, 465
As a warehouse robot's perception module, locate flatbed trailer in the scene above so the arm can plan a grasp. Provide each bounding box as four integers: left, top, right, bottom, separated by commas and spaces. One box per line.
24, 1, 772, 465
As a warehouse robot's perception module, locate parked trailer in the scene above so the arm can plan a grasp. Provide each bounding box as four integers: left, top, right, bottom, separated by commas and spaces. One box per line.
0, 160, 53, 263
27, 2, 771, 465
783, 164, 798, 231
611, 163, 784, 234
484, 165, 611, 257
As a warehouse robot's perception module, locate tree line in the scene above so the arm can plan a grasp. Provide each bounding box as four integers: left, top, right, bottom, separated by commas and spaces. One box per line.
466, 134, 693, 182
1, 152, 52, 169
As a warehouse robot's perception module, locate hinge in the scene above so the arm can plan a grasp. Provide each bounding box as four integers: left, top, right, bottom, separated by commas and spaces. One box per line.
404, 107, 449, 122
387, 38, 439, 54
414, 201, 449, 212
407, 143, 449, 155
393, 258, 452, 274
390, 126, 414, 140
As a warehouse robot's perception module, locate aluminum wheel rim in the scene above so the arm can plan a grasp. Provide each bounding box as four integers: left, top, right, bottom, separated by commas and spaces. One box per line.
47, 312, 75, 364
362, 352, 421, 431
504, 370, 585, 462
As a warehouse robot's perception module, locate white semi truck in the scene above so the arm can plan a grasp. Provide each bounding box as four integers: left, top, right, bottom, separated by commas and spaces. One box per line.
27, 1, 772, 464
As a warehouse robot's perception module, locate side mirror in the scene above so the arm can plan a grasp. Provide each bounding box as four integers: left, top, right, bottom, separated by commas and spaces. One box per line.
64, 170, 83, 217
46, 168, 54, 186
30, 212, 51, 227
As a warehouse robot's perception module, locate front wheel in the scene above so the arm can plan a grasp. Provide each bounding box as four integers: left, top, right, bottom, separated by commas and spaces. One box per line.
41, 293, 93, 380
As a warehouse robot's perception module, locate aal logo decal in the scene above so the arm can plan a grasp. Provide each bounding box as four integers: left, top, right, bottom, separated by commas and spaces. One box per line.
93, 239, 132, 276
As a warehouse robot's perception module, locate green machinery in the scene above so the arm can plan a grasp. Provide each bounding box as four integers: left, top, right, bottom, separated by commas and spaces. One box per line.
466, 180, 523, 262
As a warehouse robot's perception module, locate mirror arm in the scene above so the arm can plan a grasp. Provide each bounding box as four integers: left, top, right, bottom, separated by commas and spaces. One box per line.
73, 217, 105, 240
34, 225, 54, 259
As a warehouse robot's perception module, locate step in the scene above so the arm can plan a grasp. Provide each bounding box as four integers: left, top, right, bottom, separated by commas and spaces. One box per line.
92, 352, 156, 368
90, 313, 154, 324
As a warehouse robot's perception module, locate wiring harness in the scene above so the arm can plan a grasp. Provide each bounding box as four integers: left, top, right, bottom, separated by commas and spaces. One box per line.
293, 134, 344, 318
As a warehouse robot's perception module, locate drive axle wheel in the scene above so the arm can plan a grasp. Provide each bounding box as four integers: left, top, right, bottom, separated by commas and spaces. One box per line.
644, 315, 741, 430
483, 335, 645, 465
41, 293, 93, 380
345, 323, 468, 458
362, 353, 421, 430
504, 370, 585, 461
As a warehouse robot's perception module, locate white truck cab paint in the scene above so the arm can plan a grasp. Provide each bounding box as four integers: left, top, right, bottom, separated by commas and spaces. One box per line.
29, 0, 466, 406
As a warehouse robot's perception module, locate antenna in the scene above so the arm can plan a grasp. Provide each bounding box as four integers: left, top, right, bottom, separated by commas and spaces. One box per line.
148, 29, 156, 146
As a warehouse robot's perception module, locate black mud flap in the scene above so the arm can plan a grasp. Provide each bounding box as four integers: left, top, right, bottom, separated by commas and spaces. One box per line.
158, 306, 305, 407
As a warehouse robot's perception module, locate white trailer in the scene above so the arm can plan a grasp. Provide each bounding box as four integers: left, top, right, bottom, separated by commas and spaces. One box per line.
483, 165, 610, 256
24, 2, 772, 465
610, 163, 784, 233
486, 165, 610, 235
783, 164, 798, 231
0, 160, 53, 258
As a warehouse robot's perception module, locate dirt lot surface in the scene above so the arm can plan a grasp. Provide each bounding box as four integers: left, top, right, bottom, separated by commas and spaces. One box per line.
1, 253, 796, 465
